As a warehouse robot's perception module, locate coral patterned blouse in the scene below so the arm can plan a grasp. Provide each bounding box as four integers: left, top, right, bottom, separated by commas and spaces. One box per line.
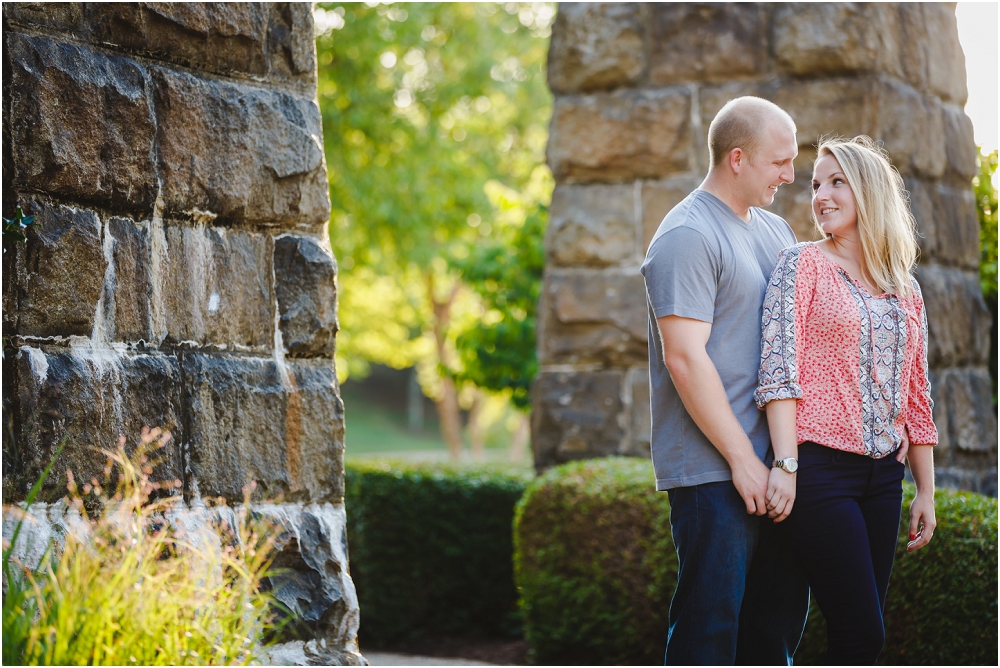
754, 242, 938, 458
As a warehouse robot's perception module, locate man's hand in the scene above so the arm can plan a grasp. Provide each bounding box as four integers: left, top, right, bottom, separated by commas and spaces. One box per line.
732, 456, 771, 515
766, 466, 796, 522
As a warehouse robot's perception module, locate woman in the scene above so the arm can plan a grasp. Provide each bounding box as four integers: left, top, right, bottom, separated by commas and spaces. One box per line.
754, 135, 937, 664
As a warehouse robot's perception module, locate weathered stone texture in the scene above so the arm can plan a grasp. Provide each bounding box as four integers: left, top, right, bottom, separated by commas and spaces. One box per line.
108, 218, 152, 342
183, 355, 344, 504
547, 184, 636, 267
539, 269, 647, 366
547, 3, 646, 93
532, 370, 625, 466
5, 33, 158, 217
540, 3, 993, 491
4, 2, 317, 88
274, 236, 339, 358
548, 89, 694, 182
152, 68, 328, 228
161, 225, 275, 351
10, 202, 107, 338
11, 348, 184, 501
650, 3, 765, 85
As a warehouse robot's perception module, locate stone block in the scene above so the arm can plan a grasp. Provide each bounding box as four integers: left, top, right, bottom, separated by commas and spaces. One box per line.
12, 202, 106, 339
259, 503, 358, 648
640, 178, 698, 251
877, 81, 946, 179
547, 3, 647, 93
942, 105, 978, 180
623, 365, 651, 457
108, 218, 151, 342
769, 78, 879, 152
2, 3, 82, 31
538, 268, 648, 366
649, 3, 765, 85
904, 177, 938, 258
773, 3, 901, 78
9, 348, 184, 501
5, 33, 157, 217
915, 265, 992, 368
547, 184, 636, 267
548, 88, 694, 183
265, 3, 319, 80
933, 368, 997, 456
183, 355, 344, 503
151, 68, 329, 228
531, 370, 625, 467
931, 185, 981, 270
899, 4, 967, 104
160, 224, 274, 351
274, 236, 338, 358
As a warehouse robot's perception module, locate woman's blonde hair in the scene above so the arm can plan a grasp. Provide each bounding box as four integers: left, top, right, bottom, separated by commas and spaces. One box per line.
814, 135, 919, 297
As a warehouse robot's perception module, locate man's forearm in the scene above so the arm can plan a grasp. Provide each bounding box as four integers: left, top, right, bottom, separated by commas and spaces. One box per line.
665, 347, 758, 468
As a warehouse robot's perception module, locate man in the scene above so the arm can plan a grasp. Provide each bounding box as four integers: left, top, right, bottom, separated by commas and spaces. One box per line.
640, 96, 811, 665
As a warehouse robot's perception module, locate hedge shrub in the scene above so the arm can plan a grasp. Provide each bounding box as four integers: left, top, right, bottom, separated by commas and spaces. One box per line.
345, 458, 533, 646
514, 457, 998, 666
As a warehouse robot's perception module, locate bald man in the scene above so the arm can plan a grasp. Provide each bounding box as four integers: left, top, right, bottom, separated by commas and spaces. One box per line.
640, 97, 810, 665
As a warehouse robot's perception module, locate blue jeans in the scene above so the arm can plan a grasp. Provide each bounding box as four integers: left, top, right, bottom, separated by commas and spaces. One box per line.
665, 481, 810, 665
780, 442, 904, 665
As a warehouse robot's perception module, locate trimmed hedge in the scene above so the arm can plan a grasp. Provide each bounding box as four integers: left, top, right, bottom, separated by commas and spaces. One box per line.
514, 457, 998, 666
345, 458, 533, 646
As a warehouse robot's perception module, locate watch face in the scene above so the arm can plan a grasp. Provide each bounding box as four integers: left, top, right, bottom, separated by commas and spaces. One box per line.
784, 458, 798, 473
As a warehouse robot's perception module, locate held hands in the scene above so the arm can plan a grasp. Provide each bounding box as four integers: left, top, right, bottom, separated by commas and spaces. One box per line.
766, 466, 796, 523
732, 457, 771, 516
907, 491, 936, 552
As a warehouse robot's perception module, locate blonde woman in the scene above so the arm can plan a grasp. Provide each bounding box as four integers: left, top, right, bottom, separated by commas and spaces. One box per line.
754, 136, 937, 664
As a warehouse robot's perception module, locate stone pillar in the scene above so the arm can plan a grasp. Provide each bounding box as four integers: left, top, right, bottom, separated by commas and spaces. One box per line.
536, 2, 997, 495
2, 3, 362, 660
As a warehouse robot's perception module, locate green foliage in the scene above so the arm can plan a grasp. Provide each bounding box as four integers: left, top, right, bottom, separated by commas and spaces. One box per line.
344, 458, 534, 644
975, 148, 998, 301
973, 147, 998, 404
514, 458, 999, 666
2, 205, 36, 245
315, 3, 553, 393
452, 189, 548, 410
513, 458, 675, 664
3, 431, 280, 665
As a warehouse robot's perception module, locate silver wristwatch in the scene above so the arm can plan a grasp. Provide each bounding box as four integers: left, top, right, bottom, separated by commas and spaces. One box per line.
772, 457, 799, 473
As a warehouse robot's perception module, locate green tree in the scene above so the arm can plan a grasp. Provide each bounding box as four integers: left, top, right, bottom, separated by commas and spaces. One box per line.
315, 3, 554, 455
973, 147, 997, 405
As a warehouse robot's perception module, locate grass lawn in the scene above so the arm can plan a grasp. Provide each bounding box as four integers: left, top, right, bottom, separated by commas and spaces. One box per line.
341, 384, 530, 465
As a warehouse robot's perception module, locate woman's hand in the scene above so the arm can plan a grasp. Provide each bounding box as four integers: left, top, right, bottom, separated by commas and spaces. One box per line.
895, 424, 910, 463
906, 490, 936, 552
766, 467, 796, 523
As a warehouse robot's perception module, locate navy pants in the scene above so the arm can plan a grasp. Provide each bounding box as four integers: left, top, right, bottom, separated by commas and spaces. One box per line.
781, 442, 905, 665
665, 481, 810, 665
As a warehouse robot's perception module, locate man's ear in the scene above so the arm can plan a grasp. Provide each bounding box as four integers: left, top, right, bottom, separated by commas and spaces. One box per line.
729, 147, 744, 174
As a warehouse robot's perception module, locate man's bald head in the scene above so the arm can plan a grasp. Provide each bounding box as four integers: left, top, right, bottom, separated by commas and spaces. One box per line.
708, 96, 797, 168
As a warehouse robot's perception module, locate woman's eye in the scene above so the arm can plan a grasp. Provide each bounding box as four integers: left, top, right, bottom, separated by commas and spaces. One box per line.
811, 182, 819, 191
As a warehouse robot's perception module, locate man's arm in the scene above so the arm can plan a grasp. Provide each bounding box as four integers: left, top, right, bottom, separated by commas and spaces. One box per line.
657, 315, 769, 515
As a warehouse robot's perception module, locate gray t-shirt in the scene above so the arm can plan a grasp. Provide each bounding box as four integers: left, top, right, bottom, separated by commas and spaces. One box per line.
640, 189, 797, 491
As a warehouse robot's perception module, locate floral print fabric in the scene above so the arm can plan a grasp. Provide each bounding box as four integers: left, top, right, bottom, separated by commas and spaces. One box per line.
755, 243, 937, 458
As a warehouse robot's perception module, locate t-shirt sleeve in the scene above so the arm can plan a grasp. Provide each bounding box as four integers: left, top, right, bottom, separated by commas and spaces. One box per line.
641, 226, 719, 323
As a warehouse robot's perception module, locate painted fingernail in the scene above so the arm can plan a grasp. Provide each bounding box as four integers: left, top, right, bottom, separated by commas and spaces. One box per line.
909, 533, 916, 541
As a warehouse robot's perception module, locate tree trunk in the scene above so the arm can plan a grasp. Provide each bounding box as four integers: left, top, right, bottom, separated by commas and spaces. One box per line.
426, 272, 464, 459
467, 390, 486, 461
510, 412, 530, 463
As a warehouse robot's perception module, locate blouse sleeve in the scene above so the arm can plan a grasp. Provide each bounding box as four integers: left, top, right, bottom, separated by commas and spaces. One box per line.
755, 244, 816, 409
905, 279, 938, 445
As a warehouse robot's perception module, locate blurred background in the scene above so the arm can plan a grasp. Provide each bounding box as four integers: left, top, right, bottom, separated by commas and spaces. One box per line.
316, 1, 997, 467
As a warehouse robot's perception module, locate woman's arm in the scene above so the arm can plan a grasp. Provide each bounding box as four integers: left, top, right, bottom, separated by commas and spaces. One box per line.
764, 398, 798, 522
906, 444, 935, 552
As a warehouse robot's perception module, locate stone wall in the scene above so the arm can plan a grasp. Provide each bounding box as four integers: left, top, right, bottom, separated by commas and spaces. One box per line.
535, 3, 997, 495
2, 3, 361, 660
